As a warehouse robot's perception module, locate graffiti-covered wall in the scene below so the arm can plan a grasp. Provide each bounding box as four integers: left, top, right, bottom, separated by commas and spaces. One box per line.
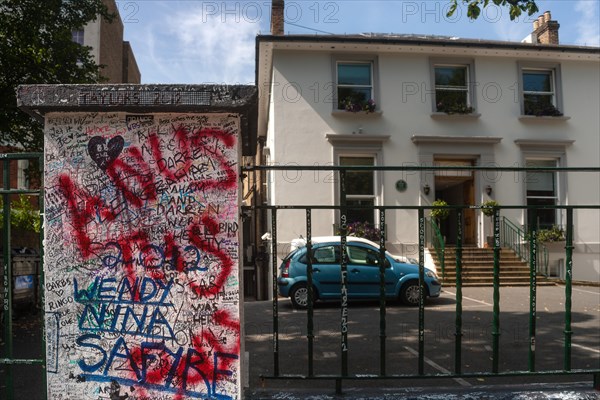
44, 112, 241, 400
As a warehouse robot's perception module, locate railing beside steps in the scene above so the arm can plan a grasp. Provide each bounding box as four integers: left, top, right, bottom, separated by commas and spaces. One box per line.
500, 217, 551, 277
425, 217, 445, 279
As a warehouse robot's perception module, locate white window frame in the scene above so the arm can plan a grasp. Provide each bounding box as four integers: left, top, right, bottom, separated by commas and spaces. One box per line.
523, 155, 565, 230
430, 58, 476, 113
335, 152, 382, 227
518, 62, 563, 116
333, 55, 378, 111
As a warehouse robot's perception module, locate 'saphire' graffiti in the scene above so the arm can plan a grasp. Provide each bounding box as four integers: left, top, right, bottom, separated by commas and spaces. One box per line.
44, 113, 241, 400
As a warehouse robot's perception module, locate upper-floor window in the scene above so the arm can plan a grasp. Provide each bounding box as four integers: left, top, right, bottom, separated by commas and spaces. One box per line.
72, 29, 84, 45
518, 63, 563, 116
430, 59, 475, 114
434, 65, 472, 112
523, 69, 558, 115
336, 61, 375, 111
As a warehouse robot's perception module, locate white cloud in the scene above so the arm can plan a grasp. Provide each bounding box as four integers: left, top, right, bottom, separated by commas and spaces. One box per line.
131, 3, 261, 84
574, 0, 600, 46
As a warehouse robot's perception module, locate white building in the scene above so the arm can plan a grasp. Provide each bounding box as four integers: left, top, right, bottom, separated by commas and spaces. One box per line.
256, 9, 600, 282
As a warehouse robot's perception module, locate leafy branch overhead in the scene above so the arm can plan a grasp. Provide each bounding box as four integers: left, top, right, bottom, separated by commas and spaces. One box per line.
0, 0, 113, 151
447, 0, 539, 20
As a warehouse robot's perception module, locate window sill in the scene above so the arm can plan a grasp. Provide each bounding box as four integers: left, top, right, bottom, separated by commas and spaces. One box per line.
519, 115, 571, 121
331, 110, 383, 118
430, 112, 481, 120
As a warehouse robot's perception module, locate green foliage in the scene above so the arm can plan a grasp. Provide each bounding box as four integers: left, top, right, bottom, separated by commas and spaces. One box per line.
0, 195, 41, 233
536, 225, 565, 242
431, 199, 450, 221
447, 0, 539, 21
0, 0, 113, 151
481, 200, 499, 217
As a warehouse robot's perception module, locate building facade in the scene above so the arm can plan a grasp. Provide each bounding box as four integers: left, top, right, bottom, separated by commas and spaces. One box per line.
256, 10, 600, 282
73, 0, 141, 83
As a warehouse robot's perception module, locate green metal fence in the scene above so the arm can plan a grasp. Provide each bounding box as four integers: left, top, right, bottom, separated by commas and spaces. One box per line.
0, 152, 45, 400
243, 164, 600, 393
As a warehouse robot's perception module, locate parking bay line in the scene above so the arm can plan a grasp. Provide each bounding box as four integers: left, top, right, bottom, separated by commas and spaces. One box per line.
572, 287, 600, 296
403, 346, 471, 387
555, 340, 600, 354
443, 290, 494, 307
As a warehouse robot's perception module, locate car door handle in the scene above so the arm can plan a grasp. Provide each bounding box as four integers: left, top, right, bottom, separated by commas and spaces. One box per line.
350, 268, 360, 273
312, 268, 320, 273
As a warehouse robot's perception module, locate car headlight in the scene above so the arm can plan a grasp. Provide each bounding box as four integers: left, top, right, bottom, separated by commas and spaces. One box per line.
426, 270, 438, 279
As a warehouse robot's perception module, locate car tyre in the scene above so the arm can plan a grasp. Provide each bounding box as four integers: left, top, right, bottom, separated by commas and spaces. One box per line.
289, 283, 314, 309
400, 281, 422, 306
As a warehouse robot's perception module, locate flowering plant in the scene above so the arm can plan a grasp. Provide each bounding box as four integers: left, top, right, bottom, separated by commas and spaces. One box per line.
343, 98, 376, 113
336, 221, 381, 242
436, 102, 474, 114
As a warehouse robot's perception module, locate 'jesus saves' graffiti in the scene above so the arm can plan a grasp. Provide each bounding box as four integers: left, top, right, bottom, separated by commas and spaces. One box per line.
43, 113, 241, 400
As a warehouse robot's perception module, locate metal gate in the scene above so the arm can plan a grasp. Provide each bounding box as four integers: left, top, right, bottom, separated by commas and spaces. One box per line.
242, 163, 600, 393
0, 152, 45, 400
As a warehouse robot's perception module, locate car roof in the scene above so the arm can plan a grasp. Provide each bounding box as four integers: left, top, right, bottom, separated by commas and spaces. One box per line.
291, 236, 380, 250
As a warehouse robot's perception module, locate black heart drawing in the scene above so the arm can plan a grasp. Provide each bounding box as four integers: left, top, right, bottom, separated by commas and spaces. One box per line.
88, 135, 124, 170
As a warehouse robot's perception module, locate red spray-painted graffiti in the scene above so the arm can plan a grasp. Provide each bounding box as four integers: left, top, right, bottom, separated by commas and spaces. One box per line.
46, 114, 241, 399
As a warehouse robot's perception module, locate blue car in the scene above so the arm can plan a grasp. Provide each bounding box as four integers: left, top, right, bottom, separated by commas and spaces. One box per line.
278, 237, 442, 309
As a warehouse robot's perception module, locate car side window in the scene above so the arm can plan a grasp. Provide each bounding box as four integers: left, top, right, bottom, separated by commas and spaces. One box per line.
347, 245, 385, 266
312, 245, 340, 264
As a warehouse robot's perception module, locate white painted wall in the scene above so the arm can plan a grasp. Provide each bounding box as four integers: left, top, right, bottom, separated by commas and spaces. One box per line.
265, 46, 600, 281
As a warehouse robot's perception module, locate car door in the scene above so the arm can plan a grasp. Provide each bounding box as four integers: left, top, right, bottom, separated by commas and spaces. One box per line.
346, 245, 396, 298
309, 245, 341, 298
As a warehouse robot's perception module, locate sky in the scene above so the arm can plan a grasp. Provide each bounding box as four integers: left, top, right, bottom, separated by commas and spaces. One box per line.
115, 0, 600, 85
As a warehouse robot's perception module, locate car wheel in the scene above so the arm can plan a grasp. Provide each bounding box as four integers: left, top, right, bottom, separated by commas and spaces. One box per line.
400, 281, 421, 306
290, 283, 314, 309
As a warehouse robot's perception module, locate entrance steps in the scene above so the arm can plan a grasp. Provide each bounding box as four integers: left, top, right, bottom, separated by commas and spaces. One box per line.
430, 246, 556, 287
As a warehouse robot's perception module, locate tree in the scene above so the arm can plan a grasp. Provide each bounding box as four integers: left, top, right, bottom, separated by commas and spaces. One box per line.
0, 0, 113, 151
448, 0, 539, 20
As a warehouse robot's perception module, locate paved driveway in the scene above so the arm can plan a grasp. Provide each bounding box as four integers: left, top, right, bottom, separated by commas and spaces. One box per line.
244, 285, 600, 392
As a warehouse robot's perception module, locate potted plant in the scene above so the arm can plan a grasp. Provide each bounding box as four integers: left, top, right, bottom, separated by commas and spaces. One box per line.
481, 200, 499, 247
430, 199, 450, 225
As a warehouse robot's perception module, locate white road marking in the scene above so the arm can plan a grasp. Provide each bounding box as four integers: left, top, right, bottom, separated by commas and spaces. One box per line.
484, 345, 493, 352
403, 346, 471, 387
322, 351, 336, 358
555, 340, 600, 354
572, 287, 600, 296
443, 290, 494, 307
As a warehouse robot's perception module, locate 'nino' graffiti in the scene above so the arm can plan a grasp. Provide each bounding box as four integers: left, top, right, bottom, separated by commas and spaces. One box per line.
44, 112, 241, 400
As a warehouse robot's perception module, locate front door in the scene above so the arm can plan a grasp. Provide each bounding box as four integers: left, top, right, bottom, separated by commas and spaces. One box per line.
434, 159, 476, 245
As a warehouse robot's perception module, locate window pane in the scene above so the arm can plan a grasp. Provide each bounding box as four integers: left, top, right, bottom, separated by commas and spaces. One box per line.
435, 66, 467, 87
527, 197, 556, 230
338, 63, 371, 86
526, 160, 556, 194
338, 87, 372, 109
526, 160, 557, 229
313, 246, 340, 264
523, 71, 552, 92
346, 199, 375, 225
340, 157, 374, 195
524, 94, 554, 115
435, 90, 468, 111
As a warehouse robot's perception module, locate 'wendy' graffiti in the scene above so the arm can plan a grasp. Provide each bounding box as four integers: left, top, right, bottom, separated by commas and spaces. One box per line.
43, 112, 241, 400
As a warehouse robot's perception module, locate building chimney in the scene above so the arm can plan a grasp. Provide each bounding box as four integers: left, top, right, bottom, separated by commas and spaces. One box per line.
532, 11, 559, 45
271, 0, 284, 35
